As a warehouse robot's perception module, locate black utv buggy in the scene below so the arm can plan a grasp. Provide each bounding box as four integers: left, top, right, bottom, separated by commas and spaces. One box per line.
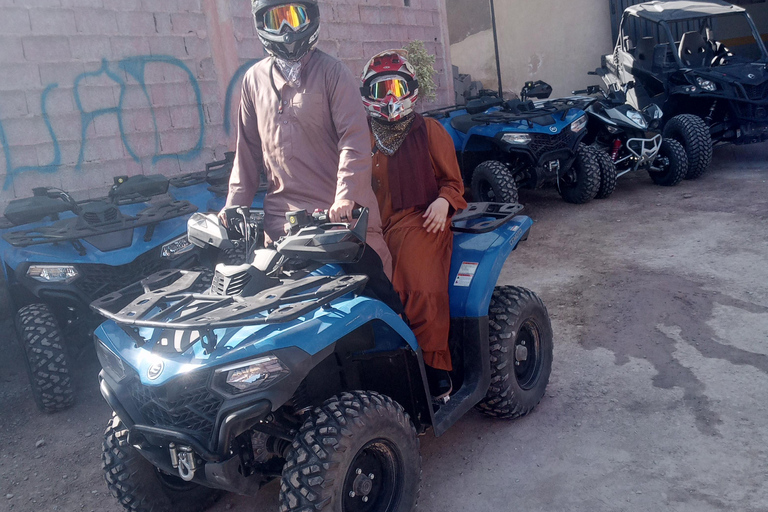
599, 0, 768, 179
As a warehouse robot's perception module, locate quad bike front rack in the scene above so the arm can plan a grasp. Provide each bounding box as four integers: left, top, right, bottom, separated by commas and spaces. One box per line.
91, 269, 369, 352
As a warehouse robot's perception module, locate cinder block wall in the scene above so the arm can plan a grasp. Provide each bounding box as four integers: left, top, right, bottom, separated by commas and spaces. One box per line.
0, 0, 453, 207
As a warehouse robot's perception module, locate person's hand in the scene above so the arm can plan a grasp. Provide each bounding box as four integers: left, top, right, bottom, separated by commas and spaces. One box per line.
218, 209, 229, 228
329, 199, 355, 223
423, 197, 450, 234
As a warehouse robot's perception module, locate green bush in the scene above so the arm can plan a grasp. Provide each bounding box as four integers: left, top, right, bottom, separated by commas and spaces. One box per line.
404, 40, 437, 103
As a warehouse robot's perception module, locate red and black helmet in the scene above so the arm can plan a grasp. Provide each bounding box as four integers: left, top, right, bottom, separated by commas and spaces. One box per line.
361, 50, 420, 123
252, 0, 320, 61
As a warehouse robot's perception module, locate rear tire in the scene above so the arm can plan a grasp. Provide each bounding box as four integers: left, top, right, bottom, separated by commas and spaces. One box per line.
102, 414, 221, 512
648, 139, 688, 186
280, 391, 420, 512
471, 160, 519, 204
15, 304, 74, 412
558, 144, 601, 204
593, 148, 618, 199
476, 286, 553, 419
663, 114, 712, 180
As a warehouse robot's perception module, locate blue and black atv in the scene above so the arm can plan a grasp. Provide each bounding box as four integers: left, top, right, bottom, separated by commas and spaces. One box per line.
91, 202, 553, 512
427, 81, 613, 204
0, 175, 213, 413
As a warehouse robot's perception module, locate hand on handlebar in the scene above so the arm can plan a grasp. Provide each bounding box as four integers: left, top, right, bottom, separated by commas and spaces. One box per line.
217, 209, 229, 228
329, 199, 355, 223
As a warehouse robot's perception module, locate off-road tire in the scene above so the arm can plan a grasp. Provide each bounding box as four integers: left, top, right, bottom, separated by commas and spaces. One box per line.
15, 303, 74, 412
476, 286, 553, 419
593, 148, 618, 199
102, 414, 221, 512
280, 391, 421, 512
558, 144, 601, 204
649, 139, 688, 187
471, 160, 519, 204
663, 114, 712, 180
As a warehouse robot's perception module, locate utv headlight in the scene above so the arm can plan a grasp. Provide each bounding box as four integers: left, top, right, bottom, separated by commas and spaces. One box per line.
95, 340, 126, 382
161, 235, 194, 258
501, 133, 531, 145
696, 77, 717, 92
570, 116, 588, 133
27, 265, 79, 283
215, 355, 290, 394
626, 110, 648, 129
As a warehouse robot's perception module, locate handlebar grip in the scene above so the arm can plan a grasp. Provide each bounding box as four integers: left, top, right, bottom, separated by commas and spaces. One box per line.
573, 89, 589, 95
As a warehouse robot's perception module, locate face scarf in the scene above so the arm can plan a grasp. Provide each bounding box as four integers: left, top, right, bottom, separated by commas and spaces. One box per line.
275, 57, 302, 88
371, 113, 439, 211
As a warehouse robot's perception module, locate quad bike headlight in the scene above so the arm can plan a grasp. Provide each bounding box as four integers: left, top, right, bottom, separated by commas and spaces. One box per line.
161, 235, 194, 259
501, 133, 531, 145
95, 340, 127, 382
570, 116, 588, 133
695, 77, 717, 92
215, 355, 290, 394
626, 110, 648, 129
27, 265, 79, 283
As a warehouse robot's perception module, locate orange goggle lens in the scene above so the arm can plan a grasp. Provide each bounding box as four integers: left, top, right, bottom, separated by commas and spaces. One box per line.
370, 79, 409, 100
263, 4, 310, 34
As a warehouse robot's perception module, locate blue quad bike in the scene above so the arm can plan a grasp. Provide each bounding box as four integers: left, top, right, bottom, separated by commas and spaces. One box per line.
426, 81, 613, 204
91, 202, 553, 512
0, 173, 225, 413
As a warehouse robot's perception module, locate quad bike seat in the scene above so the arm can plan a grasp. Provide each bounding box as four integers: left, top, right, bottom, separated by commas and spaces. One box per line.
450, 114, 490, 134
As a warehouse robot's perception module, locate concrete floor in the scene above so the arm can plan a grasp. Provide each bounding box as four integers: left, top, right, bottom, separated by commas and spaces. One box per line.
1, 143, 767, 511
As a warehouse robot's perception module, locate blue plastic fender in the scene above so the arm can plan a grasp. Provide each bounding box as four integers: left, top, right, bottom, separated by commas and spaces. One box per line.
94, 294, 417, 387
448, 214, 533, 318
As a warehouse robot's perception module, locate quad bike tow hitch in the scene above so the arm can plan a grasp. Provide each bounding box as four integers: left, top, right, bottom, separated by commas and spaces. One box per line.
169, 443, 198, 481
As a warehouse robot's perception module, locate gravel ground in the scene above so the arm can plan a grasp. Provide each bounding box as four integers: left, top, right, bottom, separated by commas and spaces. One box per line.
1, 143, 767, 511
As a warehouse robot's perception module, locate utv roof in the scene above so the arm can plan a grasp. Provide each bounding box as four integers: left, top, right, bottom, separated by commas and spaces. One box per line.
626, 0, 746, 22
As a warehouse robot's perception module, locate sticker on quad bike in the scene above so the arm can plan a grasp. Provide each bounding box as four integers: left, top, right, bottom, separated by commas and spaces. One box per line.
454, 262, 479, 287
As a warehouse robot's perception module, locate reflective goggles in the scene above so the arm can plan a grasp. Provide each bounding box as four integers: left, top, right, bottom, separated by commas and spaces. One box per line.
368, 78, 410, 101
262, 4, 311, 34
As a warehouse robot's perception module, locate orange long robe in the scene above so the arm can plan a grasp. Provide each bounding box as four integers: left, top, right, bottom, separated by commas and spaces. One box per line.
371, 117, 468, 371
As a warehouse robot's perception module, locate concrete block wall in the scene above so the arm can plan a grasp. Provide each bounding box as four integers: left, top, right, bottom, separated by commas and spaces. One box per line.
0, 0, 453, 208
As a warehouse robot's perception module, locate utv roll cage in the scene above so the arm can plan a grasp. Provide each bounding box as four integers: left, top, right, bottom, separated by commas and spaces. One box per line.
617, 0, 768, 69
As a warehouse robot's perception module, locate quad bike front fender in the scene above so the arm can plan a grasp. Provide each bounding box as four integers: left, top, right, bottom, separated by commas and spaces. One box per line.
448, 215, 533, 318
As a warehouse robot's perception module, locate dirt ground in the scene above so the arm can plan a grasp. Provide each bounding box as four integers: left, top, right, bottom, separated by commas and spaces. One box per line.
1, 144, 767, 511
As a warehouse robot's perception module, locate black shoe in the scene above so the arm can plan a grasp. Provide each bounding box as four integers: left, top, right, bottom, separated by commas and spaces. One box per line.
425, 366, 453, 401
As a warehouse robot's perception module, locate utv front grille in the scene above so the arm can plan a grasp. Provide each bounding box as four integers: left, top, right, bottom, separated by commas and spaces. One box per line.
128, 373, 222, 442
742, 82, 768, 101
732, 100, 768, 122
75, 249, 171, 299
528, 130, 577, 157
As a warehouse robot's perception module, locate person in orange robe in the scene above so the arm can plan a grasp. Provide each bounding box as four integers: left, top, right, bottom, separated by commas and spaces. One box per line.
361, 50, 468, 398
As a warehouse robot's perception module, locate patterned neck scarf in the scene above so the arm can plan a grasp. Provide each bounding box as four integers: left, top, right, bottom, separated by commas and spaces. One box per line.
371, 114, 416, 156
275, 58, 302, 88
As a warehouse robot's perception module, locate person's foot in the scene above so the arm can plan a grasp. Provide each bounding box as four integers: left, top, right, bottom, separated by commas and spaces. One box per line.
425, 365, 453, 401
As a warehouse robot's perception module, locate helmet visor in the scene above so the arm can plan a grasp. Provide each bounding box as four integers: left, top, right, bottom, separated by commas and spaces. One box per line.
263, 4, 310, 34
369, 78, 409, 101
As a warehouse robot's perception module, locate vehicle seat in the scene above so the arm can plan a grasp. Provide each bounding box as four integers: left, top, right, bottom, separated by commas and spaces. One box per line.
679, 31, 712, 68
450, 114, 487, 134
636, 37, 656, 68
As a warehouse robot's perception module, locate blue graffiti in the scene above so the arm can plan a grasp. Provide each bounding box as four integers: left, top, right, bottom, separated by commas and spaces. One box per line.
1, 54, 239, 190
1, 84, 62, 189
224, 58, 261, 135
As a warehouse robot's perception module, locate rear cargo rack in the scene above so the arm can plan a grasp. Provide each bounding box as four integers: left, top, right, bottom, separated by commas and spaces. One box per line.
450, 202, 524, 234
91, 269, 368, 340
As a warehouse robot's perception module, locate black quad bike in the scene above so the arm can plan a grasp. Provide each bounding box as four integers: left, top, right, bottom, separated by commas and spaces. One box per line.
91, 203, 552, 512
575, 81, 689, 190
427, 81, 608, 205
599, 0, 768, 179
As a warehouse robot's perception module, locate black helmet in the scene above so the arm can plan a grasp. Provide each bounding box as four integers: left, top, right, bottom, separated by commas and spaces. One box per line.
252, 0, 320, 61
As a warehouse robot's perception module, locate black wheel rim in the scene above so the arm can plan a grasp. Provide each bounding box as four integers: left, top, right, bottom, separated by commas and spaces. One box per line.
476, 179, 497, 202
514, 319, 542, 390
650, 153, 670, 175
559, 169, 578, 189
342, 439, 402, 512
